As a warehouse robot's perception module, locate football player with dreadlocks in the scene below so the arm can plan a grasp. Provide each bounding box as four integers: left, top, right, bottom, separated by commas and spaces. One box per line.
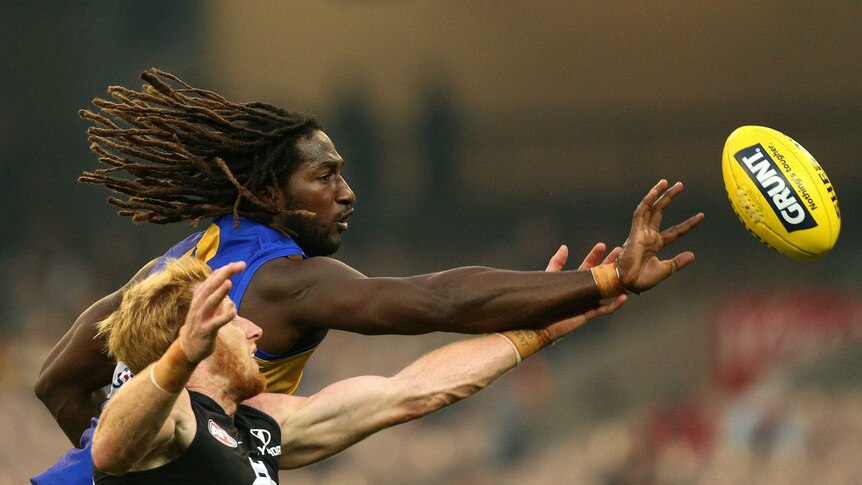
33, 69, 702, 484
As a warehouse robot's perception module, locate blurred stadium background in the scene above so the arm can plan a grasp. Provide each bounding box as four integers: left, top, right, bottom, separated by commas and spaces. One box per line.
1, 2, 861, 483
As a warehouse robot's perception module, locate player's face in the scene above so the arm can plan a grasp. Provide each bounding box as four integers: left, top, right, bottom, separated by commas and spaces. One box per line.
214, 314, 266, 401
279, 130, 356, 257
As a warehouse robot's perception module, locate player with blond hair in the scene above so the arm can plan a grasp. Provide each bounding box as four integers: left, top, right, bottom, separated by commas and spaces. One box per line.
34, 68, 702, 483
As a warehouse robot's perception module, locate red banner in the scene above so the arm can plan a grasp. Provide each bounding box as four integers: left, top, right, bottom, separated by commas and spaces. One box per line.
711, 291, 862, 391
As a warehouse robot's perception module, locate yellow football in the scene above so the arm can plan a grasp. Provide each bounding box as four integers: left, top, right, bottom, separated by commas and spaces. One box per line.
722, 126, 840, 260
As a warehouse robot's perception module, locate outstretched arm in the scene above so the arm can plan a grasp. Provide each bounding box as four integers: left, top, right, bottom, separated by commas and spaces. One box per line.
244, 180, 700, 351
246, 244, 627, 469
35, 259, 158, 445
92, 261, 245, 475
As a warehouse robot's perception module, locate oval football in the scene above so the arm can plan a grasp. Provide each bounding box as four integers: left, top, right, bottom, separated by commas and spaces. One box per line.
721, 126, 840, 260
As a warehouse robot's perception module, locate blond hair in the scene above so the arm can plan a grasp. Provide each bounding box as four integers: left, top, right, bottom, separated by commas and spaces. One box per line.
97, 257, 212, 374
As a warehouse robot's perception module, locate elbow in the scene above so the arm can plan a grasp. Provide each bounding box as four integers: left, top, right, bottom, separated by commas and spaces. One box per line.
91, 437, 130, 476
34, 371, 78, 415
92, 454, 125, 476
90, 444, 113, 474
34, 372, 59, 408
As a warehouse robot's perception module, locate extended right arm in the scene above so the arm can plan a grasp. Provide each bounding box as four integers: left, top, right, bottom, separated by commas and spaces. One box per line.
35, 259, 158, 445
243, 180, 702, 353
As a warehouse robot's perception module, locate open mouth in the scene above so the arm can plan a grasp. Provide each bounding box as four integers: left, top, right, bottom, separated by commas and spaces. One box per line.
337, 209, 354, 231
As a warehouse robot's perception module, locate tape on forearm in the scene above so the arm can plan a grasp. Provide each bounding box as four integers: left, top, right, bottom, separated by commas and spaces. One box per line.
494, 332, 522, 364
150, 340, 197, 393
497, 329, 554, 362
590, 263, 626, 299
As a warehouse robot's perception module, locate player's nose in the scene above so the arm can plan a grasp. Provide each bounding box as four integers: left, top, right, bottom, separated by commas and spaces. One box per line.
337, 175, 356, 204
237, 316, 262, 341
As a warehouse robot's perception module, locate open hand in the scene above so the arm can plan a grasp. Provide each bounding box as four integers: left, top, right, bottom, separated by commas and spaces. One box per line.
178, 261, 246, 363
616, 180, 704, 293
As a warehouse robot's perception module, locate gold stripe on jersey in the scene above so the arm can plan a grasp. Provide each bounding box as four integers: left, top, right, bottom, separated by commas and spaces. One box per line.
195, 224, 221, 263
180, 223, 221, 263
254, 347, 317, 395
186, 222, 315, 395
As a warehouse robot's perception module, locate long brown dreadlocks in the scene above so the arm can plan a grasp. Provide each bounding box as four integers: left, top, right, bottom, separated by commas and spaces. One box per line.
79, 68, 321, 236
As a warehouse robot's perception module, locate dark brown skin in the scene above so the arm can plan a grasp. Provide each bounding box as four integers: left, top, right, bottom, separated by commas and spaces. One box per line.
36, 129, 704, 445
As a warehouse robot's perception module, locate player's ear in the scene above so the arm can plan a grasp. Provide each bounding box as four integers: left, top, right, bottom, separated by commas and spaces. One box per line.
259, 185, 285, 208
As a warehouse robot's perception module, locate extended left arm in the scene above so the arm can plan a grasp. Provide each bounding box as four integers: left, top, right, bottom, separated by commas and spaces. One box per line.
249, 244, 626, 469
251, 331, 519, 470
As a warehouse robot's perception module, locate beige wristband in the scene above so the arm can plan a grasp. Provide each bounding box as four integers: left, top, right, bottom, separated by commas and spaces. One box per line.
494, 332, 522, 364
590, 263, 626, 299
498, 329, 554, 362
151, 340, 196, 393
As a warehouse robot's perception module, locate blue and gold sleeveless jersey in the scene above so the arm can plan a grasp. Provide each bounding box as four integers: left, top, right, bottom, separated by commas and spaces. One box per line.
156, 215, 323, 395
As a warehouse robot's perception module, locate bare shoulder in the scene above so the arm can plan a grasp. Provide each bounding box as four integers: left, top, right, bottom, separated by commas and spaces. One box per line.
240, 256, 367, 351
250, 256, 366, 297
126, 258, 160, 287
100, 258, 161, 310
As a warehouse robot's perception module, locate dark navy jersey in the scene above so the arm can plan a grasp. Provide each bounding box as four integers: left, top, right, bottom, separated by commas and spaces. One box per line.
94, 391, 281, 484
